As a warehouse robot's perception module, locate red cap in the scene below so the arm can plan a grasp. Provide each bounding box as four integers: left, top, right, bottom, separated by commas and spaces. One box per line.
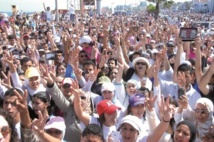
96, 100, 121, 116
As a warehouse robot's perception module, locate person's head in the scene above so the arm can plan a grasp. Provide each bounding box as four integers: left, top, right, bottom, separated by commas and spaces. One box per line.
118, 115, 142, 142
96, 76, 111, 95
137, 87, 150, 99
61, 78, 74, 99
7, 35, 15, 46
126, 79, 138, 96
177, 63, 193, 87
127, 94, 145, 118
3, 88, 23, 120
83, 60, 95, 80
0, 109, 18, 142
23, 34, 30, 46
32, 91, 50, 115
79, 36, 92, 48
81, 124, 104, 142
55, 51, 63, 63
101, 83, 115, 101
21, 57, 33, 73
25, 67, 40, 90
168, 54, 176, 68
167, 42, 175, 53
194, 98, 213, 123
107, 58, 117, 69
173, 120, 197, 142
132, 57, 150, 76
44, 116, 66, 141
97, 100, 121, 126
108, 67, 118, 81
129, 51, 142, 62
78, 50, 88, 64
54, 75, 64, 88
56, 63, 66, 76
47, 7, 50, 11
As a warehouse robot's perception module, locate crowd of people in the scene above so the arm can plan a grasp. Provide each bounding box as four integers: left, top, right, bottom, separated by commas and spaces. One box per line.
0, 4, 214, 142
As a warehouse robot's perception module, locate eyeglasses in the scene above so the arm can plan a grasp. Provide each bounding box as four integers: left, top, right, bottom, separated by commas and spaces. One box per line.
194, 108, 208, 115
136, 62, 147, 66
0, 126, 11, 137
46, 129, 62, 135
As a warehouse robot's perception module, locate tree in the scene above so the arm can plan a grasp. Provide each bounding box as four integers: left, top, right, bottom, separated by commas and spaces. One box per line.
163, 0, 175, 9
147, 0, 175, 19
147, 4, 156, 13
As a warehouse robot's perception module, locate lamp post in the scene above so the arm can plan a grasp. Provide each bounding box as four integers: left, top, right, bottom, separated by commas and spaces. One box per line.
55, 0, 59, 22
96, 0, 102, 15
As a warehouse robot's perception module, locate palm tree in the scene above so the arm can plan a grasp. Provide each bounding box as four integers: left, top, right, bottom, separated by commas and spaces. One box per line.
147, 0, 175, 19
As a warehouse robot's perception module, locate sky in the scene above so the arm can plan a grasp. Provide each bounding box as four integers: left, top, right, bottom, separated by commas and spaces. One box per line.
0, 0, 192, 12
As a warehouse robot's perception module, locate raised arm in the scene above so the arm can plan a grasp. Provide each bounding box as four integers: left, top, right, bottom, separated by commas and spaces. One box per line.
195, 37, 203, 84
198, 60, 214, 95
72, 80, 90, 126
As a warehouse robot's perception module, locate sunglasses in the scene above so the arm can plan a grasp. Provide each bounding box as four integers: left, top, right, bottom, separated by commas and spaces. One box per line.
80, 55, 87, 58
102, 91, 113, 94
0, 126, 11, 137
136, 62, 147, 66
80, 96, 86, 100
194, 109, 208, 115
63, 84, 71, 89
46, 129, 62, 135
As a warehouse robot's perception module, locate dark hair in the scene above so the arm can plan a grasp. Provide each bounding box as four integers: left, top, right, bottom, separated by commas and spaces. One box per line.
82, 124, 104, 142
7, 35, 15, 40
97, 113, 105, 125
20, 57, 33, 66
177, 64, 192, 73
108, 58, 118, 66
32, 92, 53, 115
83, 60, 95, 69
4, 88, 24, 97
129, 51, 142, 62
126, 104, 146, 120
0, 109, 18, 142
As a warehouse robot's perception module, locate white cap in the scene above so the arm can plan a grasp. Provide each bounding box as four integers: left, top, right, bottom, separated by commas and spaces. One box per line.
79, 35, 92, 45
101, 82, 115, 92
150, 40, 156, 44
44, 116, 66, 131
132, 57, 150, 69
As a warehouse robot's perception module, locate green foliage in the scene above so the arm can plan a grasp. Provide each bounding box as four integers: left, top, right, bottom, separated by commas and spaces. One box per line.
147, 4, 156, 12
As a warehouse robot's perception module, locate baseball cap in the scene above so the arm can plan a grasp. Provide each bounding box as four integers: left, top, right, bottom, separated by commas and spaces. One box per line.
150, 40, 156, 44
62, 78, 73, 86
25, 67, 40, 79
129, 94, 145, 107
79, 35, 92, 45
101, 82, 115, 92
44, 116, 66, 131
97, 76, 111, 85
96, 100, 121, 116
118, 115, 142, 133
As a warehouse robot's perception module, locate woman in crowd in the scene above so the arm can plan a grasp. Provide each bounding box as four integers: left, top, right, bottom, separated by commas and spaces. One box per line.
174, 97, 214, 141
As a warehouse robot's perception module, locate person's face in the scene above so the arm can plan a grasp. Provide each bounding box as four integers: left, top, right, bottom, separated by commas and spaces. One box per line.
167, 45, 174, 52
120, 123, 139, 142
19, 75, 25, 85
61, 84, 72, 99
56, 53, 63, 62
173, 124, 191, 142
135, 61, 147, 75
0, 115, 11, 142
177, 71, 192, 87
32, 97, 48, 115
46, 128, 63, 140
102, 90, 114, 100
126, 83, 137, 96
104, 111, 117, 126
28, 76, 40, 90
3, 96, 19, 119
81, 43, 89, 48
169, 56, 175, 64
79, 52, 88, 64
81, 134, 103, 142
22, 61, 33, 72
23, 37, 29, 45
57, 65, 66, 76
9, 39, 15, 46
130, 104, 145, 118
84, 65, 94, 74
55, 76, 63, 88
108, 60, 116, 69
2, 32, 7, 39
194, 103, 209, 123
109, 68, 118, 81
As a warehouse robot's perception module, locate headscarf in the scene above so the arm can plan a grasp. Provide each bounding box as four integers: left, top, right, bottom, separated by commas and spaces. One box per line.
176, 120, 197, 142
194, 98, 214, 140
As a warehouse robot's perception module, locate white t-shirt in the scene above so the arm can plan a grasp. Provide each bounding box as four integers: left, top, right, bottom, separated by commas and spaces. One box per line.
15, 122, 21, 140
89, 116, 117, 141
46, 11, 51, 19
69, 6, 75, 14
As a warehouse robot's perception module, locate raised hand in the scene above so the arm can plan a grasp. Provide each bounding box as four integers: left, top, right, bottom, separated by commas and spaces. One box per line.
40, 64, 54, 85
145, 93, 157, 112
177, 95, 188, 109
31, 111, 48, 135
158, 96, 173, 122
177, 72, 186, 88
0, 71, 12, 89
14, 89, 28, 113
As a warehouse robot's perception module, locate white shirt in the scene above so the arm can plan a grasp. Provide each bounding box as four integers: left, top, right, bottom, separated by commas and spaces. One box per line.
46, 11, 51, 19
131, 73, 152, 91
89, 116, 117, 141
69, 6, 75, 14
159, 79, 201, 109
